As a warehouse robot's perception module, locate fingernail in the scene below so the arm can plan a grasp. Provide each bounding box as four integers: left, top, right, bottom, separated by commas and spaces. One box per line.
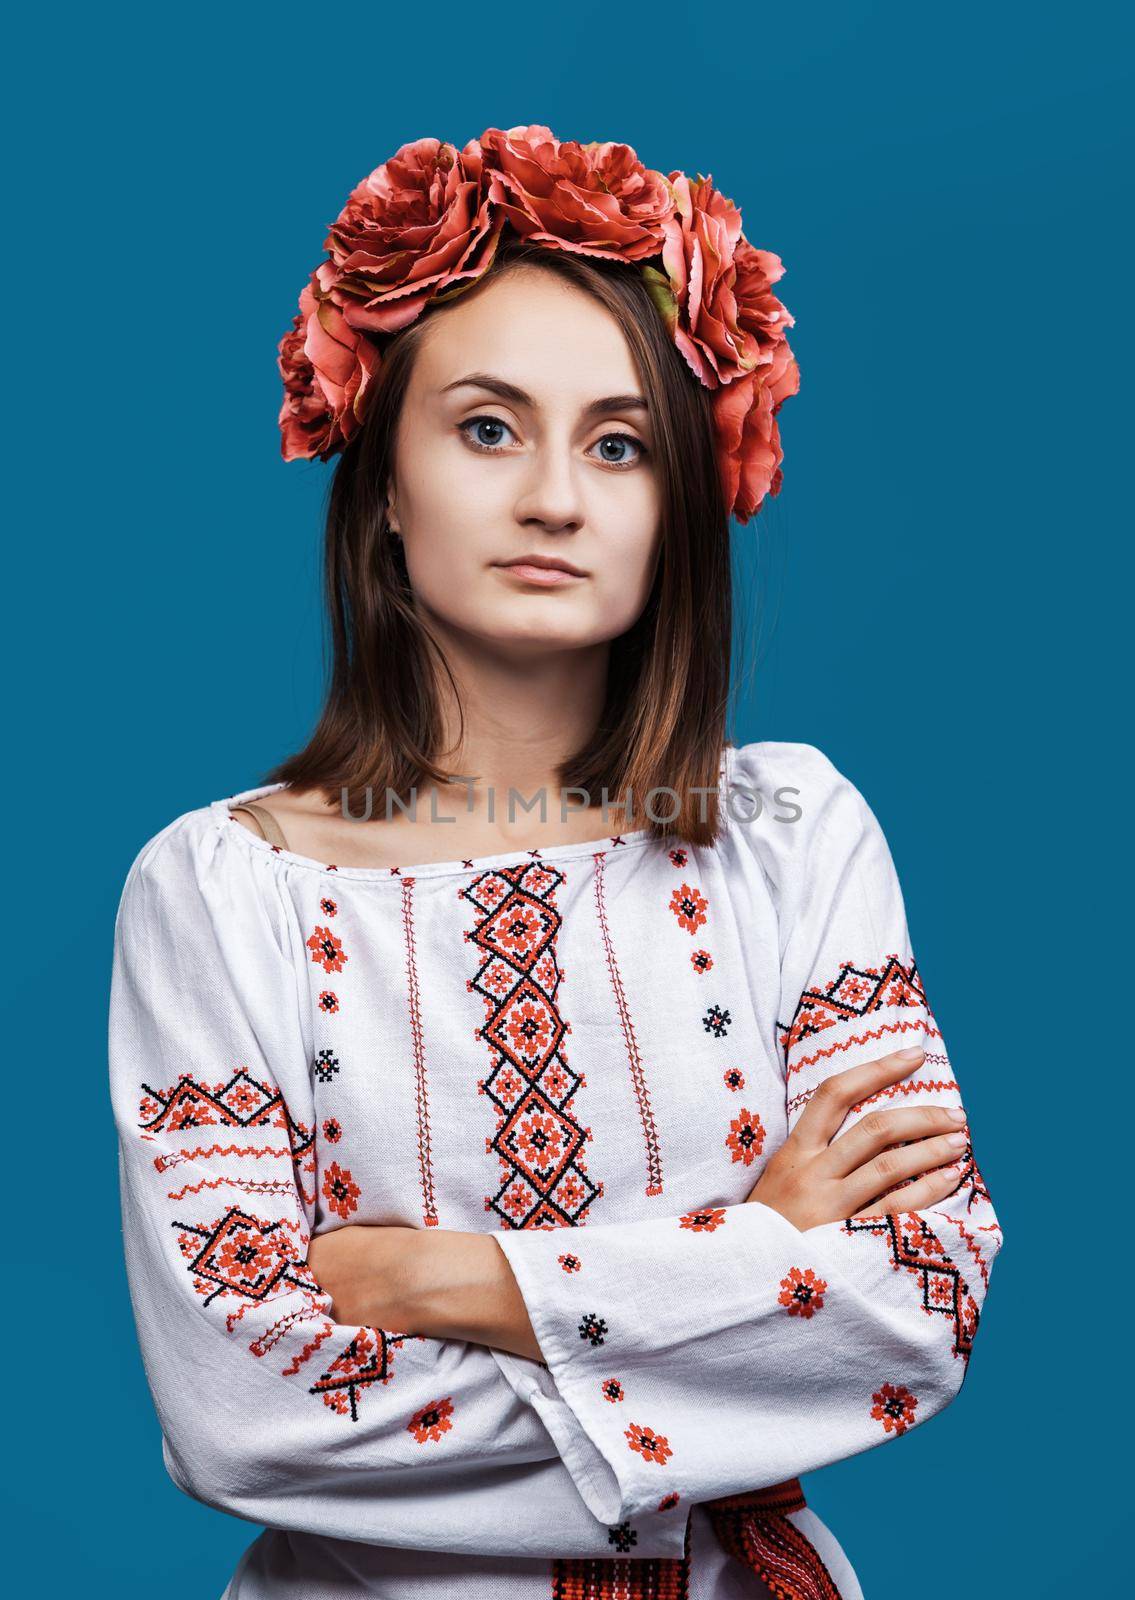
896, 1048, 924, 1061
946, 1131, 968, 1147
948, 1107, 966, 1122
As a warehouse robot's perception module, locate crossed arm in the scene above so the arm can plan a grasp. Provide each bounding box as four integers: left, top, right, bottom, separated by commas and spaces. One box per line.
307, 1044, 968, 1360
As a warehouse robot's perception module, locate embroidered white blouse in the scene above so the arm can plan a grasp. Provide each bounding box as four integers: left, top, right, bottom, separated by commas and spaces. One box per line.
108, 741, 1003, 1600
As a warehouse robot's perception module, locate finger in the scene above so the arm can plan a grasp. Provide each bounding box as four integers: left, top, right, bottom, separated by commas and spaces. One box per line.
824, 1103, 968, 1177
792, 1047, 926, 1150
843, 1132, 968, 1214
850, 1161, 964, 1220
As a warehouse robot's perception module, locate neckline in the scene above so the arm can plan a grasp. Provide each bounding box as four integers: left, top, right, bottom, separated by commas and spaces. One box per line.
213, 748, 737, 883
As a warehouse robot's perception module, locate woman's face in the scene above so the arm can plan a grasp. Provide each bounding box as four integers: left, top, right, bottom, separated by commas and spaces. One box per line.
387, 265, 662, 658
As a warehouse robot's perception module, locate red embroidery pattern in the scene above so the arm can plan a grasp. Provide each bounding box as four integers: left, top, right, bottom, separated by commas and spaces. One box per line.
703, 1479, 842, 1600
669, 882, 708, 934
691, 949, 713, 973
400, 876, 439, 1228
142, 1064, 415, 1426
320, 897, 338, 917
778, 954, 929, 1073
723, 1067, 745, 1091
843, 1209, 979, 1359
139, 1069, 315, 1203
551, 1514, 692, 1596
407, 1395, 454, 1443
778, 1266, 828, 1317
463, 861, 603, 1228
317, 990, 340, 1015
558, 1252, 582, 1272
870, 1381, 918, 1435
321, 1160, 361, 1220
306, 923, 348, 975
626, 1422, 673, 1465
309, 1324, 413, 1421
601, 1378, 625, 1402
594, 851, 664, 1197
678, 1206, 726, 1232
725, 1106, 766, 1165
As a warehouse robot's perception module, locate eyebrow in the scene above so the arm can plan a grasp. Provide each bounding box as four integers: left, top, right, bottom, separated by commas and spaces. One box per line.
440, 371, 649, 420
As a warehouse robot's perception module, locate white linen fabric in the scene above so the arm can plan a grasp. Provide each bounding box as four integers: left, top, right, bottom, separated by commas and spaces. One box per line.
108, 741, 1002, 1599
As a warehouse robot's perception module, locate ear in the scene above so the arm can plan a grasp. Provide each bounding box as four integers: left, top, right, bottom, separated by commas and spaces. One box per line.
385, 484, 401, 536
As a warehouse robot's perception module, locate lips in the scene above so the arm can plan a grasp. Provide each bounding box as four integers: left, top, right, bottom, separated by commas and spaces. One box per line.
496, 555, 586, 577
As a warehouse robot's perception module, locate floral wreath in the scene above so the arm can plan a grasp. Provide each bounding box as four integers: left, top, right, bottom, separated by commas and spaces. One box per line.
278, 124, 800, 524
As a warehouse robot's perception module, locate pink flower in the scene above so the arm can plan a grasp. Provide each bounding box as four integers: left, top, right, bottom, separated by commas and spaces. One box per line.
479, 124, 673, 260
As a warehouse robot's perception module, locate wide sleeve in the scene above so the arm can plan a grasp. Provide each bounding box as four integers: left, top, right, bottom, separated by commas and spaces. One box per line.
491, 742, 1003, 1531
108, 810, 675, 1560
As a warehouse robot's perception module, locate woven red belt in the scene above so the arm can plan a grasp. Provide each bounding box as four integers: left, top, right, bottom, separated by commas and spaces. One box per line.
702, 1478, 844, 1599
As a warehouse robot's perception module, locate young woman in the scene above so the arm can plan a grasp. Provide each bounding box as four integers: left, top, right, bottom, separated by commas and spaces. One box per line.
108, 126, 1002, 1600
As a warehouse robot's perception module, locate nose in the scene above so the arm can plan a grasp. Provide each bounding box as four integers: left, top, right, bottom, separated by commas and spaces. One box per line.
513, 435, 585, 534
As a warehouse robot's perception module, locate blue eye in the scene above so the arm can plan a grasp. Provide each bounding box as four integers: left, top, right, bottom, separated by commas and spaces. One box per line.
458, 416, 648, 469
460, 416, 516, 450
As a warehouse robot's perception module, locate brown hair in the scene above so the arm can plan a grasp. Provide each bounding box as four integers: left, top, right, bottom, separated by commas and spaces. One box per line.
264, 237, 734, 845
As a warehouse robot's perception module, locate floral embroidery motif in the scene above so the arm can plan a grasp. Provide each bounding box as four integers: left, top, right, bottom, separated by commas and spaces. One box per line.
723, 1067, 745, 1091
679, 1206, 727, 1232
313, 1049, 340, 1083
578, 1312, 608, 1346
607, 1521, 638, 1553
844, 1209, 979, 1360
778, 1266, 828, 1317
463, 860, 602, 1229
407, 1395, 455, 1443
668, 848, 688, 868
726, 1107, 766, 1165
307, 924, 348, 975
321, 1160, 361, 1220
870, 1381, 918, 1435
317, 990, 340, 1015
778, 953, 928, 1063
139, 1069, 314, 1181
626, 1422, 673, 1465
309, 1326, 410, 1422
657, 1492, 681, 1512
320, 897, 338, 918
171, 1204, 310, 1309
670, 883, 708, 934
558, 1252, 582, 1273
702, 1004, 732, 1037
691, 948, 713, 974
322, 1117, 342, 1143
601, 1378, 625, 1402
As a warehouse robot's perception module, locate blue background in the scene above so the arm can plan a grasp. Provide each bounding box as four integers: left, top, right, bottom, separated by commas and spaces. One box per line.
11, 1, 1128, 1592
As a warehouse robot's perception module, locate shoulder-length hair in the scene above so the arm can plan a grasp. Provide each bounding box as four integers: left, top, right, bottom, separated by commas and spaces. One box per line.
264, 236, 734, 846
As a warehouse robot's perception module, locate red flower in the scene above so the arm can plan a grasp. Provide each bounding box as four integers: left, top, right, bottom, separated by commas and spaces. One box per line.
327, 139, 501, 336
725, 1107, 766, 1165
321, 1161, 361, 1220
679, 1206, 727, 1233
307, 924, 347, 974
407, 1395, 455, 1444
479, 124, 672, 261
778, 1265, 828, 1318
625, 1422, 673, 1465
670, 883, 708, 934
870, 1381, 919, 1436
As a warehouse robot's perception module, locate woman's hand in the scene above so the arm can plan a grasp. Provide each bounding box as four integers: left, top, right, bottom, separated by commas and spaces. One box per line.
747, 1047, 970, 1230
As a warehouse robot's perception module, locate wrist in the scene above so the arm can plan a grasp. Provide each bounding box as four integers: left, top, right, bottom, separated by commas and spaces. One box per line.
408, 1229, 505, 1343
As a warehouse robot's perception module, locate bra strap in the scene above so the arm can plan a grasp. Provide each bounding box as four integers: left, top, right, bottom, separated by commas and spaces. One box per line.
229, 801, 289, 851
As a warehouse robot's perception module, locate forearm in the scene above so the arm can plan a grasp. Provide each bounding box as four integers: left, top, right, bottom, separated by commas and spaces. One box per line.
408, 1229, 544, 1362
